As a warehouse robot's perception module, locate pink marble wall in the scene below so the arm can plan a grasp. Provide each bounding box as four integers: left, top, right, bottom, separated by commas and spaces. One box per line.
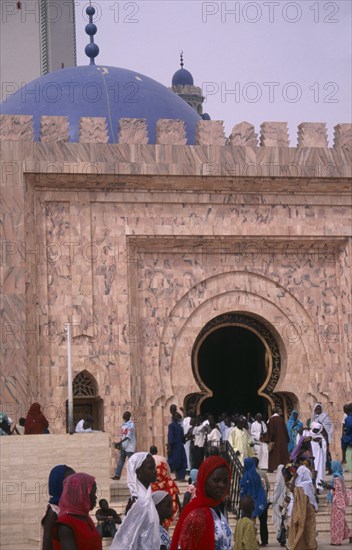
0, 128, 351, 458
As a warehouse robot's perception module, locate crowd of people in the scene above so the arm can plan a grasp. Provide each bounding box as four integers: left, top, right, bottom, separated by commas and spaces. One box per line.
107, 403, 352, 549
3, 401, 352, 549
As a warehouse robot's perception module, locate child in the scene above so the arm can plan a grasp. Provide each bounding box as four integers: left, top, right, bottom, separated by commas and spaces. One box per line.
182, 469, 198, 507
12, 417, 26, 435
152, 491, 174, 550
234, 496, 259, 550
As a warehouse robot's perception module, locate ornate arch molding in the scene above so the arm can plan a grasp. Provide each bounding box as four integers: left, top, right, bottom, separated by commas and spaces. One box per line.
186, 312, 293, 416
159, 271, 323, 403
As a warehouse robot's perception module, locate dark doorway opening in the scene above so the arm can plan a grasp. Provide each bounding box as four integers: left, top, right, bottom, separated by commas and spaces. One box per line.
197, 326, 268, 419
66, 370, 104, 432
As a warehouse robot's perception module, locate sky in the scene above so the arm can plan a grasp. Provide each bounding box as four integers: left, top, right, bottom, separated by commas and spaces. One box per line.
74, 0, 352, 145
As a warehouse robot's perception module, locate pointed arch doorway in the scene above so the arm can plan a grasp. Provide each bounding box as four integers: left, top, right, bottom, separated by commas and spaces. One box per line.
184, 313, 293, 420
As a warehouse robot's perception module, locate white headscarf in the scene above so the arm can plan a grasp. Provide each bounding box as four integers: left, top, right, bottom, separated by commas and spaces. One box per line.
151, 490, 169, 506
295, 465, 318, 511
110, 452, 160, 550
127, 451, 149, 498
311, 403, 334, 443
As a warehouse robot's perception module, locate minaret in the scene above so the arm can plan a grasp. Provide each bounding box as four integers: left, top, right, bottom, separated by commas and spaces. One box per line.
171, 52, 210, 119
0, 0, 77, 102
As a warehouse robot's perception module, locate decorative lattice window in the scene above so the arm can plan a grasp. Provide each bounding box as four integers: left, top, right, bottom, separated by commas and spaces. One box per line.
73, 372, 96, 397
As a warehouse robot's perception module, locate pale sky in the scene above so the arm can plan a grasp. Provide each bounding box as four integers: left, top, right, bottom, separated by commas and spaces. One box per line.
74, 0, 351, 145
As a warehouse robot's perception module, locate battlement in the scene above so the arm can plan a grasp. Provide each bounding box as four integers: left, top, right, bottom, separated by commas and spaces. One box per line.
0, 115, 351, 150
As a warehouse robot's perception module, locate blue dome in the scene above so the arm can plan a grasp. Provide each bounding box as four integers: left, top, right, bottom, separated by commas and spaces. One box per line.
1, 65, 201, 143
172, 68, 194, 87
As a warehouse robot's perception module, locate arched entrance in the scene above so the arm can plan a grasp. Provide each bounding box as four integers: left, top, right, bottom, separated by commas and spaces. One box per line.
184, 313, 293, 420
66, 370, 104, 431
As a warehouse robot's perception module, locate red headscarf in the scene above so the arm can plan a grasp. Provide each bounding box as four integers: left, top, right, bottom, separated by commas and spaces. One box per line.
170, 456, 231, 550
24, 402, 49, 434
58, 473, 95, 517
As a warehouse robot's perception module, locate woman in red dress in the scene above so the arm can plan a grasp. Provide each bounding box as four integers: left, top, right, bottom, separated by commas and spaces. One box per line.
53, 472, 102, 550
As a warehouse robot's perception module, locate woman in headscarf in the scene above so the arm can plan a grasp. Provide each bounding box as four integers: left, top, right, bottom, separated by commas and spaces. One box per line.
41, 465, 75, 550
110, 452, 160, 550
25, 402, 49, 434
239, 457, 267, 520
309, 421, 327, 489
151, 459, 181, 528
53, 472, 101, 550
171, 455, 232, 550
151, 491, 174, 550
327, 460, 352, 545
286, 411, 303, 454
287, 464, 318, 550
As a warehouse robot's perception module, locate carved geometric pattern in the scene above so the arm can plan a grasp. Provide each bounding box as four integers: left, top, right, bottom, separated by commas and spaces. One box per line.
73, 371, 96, 397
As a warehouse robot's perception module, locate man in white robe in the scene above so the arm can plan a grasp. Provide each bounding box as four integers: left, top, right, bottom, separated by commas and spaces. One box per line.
250, 413, 269, 469
182, 413, 192, 471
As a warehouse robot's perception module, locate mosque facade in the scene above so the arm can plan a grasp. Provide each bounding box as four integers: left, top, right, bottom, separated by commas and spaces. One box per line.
1, 7, 351, 454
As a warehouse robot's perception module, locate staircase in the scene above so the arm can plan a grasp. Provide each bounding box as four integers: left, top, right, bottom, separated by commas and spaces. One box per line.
103, 471, 352, 549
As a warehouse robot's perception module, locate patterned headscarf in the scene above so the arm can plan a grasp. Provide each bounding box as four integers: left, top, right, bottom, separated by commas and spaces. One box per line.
58, 473, 95, 517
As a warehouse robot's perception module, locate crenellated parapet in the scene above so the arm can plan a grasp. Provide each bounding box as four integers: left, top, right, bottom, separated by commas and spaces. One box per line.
333, 123, 352, 152
297, 123, 328, 148
40, 116, 70, 143
1, 115, 350, 151
260, 122, 289, 147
